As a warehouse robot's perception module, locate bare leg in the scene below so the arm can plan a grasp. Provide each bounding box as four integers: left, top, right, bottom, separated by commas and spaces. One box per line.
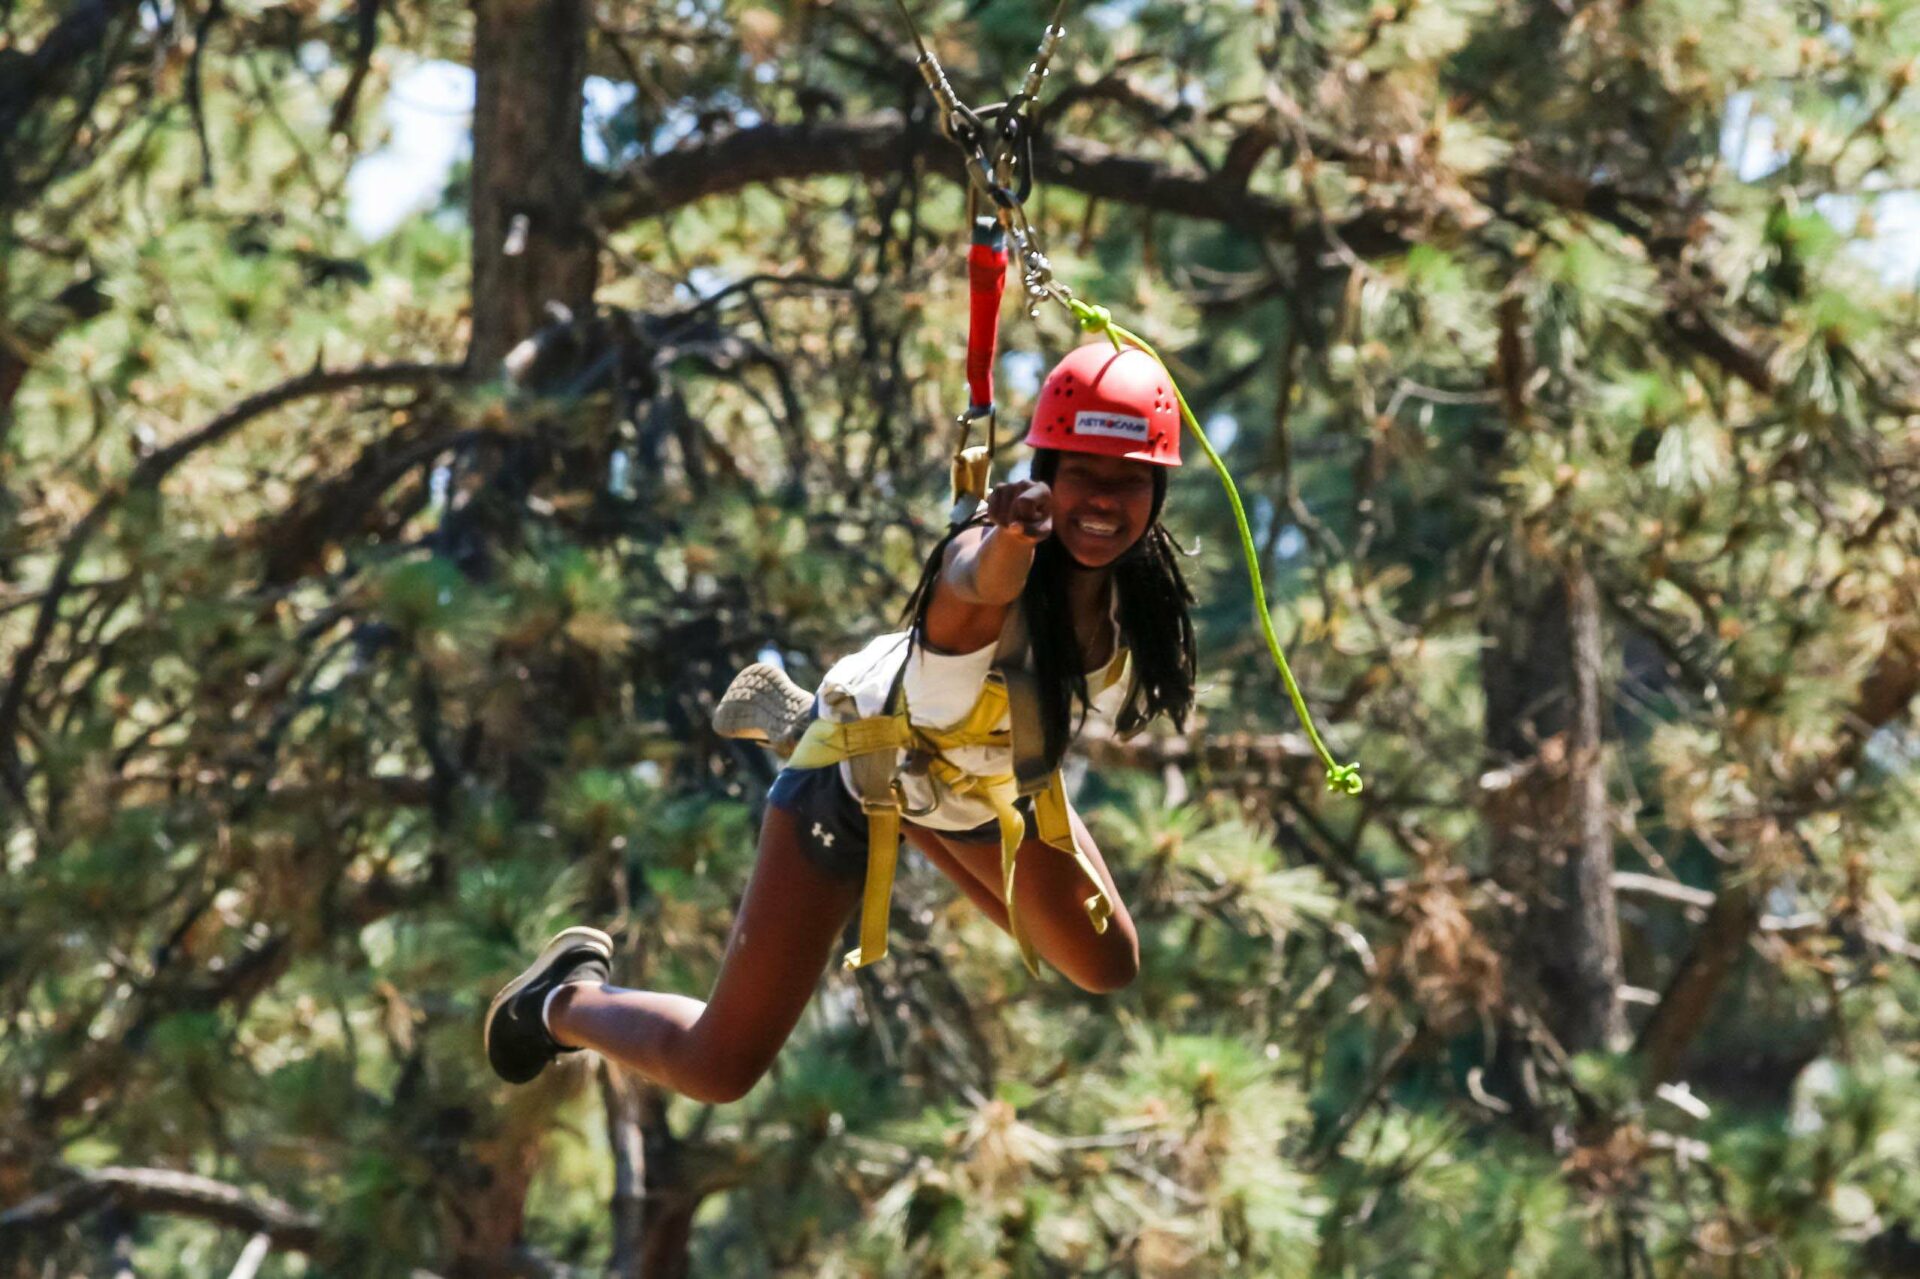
923, 806, 1140, 993
904, 825, 1012, 930
548, 806, 863, 1104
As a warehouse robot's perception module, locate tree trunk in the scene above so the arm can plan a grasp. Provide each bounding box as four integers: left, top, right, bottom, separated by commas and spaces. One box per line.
1482, 545, 1625, 1054
445, 1069, 577, 1277
601, 1064, 646, 1279
468, 0, 595, 373
445, 4, 598, 1271
1480, 288, 1624, 1059
637, 1088, 698, 1279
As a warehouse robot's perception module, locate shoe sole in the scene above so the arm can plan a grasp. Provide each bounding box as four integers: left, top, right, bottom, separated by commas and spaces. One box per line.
713, 663, 813, 749
483, 925, 615, 1064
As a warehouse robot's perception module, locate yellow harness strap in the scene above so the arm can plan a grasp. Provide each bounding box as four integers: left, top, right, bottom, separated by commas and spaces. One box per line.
788, 714, 913, 969
791, 715, 911, 760
786, 654, 1125, 975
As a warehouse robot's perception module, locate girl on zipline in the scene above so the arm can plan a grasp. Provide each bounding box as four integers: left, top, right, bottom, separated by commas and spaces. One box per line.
484, 342, 1195, 1103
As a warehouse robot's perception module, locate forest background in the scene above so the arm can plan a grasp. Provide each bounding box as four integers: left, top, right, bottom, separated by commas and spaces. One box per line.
2, 0, 1918, 1274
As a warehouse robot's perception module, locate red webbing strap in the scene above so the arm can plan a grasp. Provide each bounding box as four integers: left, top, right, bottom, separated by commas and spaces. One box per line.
965, 216, 1008, 414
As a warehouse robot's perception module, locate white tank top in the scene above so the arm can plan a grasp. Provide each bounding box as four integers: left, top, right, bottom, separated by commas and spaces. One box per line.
814, 595, 1131, 831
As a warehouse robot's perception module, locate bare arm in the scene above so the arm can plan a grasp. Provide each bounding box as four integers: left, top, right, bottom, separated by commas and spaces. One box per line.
921, 480, 1051, 652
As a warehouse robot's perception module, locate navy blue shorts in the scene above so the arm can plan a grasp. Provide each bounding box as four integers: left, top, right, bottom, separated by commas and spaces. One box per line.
767, 764, 1035, 881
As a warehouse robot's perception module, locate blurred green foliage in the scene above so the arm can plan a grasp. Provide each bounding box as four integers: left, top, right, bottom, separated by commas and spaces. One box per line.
3, 0, 1918, 1274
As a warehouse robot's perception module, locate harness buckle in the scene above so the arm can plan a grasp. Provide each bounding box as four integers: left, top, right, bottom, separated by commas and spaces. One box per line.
894, 749, 939, 817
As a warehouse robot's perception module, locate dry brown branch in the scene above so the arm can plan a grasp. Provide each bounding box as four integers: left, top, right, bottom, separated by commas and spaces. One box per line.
0, 1163, 589, 1276
1635, 627, 1920, 1086
1615, 873, 1920, 961
0, 1166, 320, 1254
599, 107, 1805, 453
599, 111, 1401, 252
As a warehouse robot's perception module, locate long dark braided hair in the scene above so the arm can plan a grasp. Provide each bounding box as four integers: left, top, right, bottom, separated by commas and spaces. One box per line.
901, 448, 1197, 768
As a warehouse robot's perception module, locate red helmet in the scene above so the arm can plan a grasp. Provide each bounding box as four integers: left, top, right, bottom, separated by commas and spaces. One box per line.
1024, 343, 1182, 467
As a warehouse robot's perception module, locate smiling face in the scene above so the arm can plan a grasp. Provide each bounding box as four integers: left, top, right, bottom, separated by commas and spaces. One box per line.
1047, 451, 1160, 568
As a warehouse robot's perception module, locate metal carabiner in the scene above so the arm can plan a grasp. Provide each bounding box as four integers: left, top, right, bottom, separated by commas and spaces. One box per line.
894, 751, 940, 818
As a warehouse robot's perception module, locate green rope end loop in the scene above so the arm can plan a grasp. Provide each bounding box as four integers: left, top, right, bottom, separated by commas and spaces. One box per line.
1325, 763, 1364, 796
1069, 299, 1119, 346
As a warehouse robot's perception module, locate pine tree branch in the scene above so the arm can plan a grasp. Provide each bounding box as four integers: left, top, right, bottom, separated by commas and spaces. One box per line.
1079, 727, 1322, 773
599, 111, 1802, 403
0, 1166, 321, 1254
0, 0, 144, 153
0, 360, 465, 805
249, 415, 468, 587
326, 0, 384, 135
0, 1165, 590, 1276
25, 850, 451, 1132
1635, 626, 1920, 1086
598, 111, 1411, 256
1303, 1023, 1431, 1170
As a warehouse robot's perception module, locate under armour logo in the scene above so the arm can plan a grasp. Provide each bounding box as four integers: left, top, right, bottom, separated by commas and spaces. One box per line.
811, 822, 835, 847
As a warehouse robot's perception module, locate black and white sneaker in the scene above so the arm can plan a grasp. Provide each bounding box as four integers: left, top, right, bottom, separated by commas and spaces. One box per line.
483, 926, 614, 1084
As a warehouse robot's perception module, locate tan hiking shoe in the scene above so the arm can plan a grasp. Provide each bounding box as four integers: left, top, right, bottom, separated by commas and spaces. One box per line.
713, 662, 814, 758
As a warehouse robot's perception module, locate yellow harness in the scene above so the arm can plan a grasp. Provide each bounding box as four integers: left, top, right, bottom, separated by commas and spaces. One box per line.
787, 648, 1128, 975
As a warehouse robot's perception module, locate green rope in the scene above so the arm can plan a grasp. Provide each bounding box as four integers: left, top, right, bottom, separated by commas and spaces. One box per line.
1068, 299, 1364, 796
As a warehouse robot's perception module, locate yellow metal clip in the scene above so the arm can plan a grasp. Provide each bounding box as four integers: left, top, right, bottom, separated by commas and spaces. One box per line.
948, 444, 992, 525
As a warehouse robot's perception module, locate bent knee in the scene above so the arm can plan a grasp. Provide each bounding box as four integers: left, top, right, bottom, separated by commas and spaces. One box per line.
683, 1068, 763, 1105
680, 1053, 775, 1105
1061, 939, 1140, 995
1069, 961, 1139, 995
